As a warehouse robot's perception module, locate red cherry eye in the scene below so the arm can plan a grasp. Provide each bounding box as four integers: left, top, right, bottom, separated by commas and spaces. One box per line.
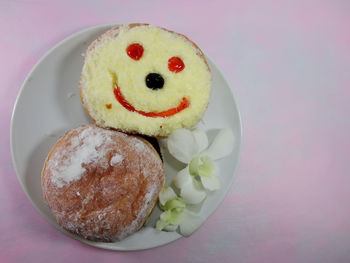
168, 57, 185, 73
126, 43, 144, 60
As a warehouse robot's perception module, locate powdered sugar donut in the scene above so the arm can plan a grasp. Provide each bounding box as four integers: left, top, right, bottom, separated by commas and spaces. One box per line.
41, 125, 164, 242
80, 23, 211, 137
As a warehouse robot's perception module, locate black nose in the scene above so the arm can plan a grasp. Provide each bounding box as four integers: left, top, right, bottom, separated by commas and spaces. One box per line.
145, 73, 164, 90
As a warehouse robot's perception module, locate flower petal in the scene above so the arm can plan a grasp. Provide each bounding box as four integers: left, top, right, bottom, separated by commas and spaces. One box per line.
159, 211, 168, 221
189, 155, 200, 176
201, 174, 221, 191
179, 210, 204, 237
156, 219, 168, 231
197, 156, 214, 178
167, 129, 198, 163
167, 209, 184, 225
192, 128, 208, 153
159, 209, 183, 225
202, 129, 234, 160
162, 197, 186, 210
163, 224, 179, 232
159, 186, 177, 206
180, 177, 206, 204
173, 166, 192, 189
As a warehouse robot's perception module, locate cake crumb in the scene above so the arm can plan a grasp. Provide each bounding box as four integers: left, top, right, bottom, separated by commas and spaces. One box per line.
67, 92, 75, 99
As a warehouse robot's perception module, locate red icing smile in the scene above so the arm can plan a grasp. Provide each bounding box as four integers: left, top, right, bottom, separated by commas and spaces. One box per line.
114, 84, 190, 118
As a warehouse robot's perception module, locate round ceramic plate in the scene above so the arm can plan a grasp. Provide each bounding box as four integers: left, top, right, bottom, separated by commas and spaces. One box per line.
10, 24, 242, 250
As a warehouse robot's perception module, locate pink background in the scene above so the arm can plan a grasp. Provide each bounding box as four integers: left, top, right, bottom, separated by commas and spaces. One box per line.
1, 0, 350, 262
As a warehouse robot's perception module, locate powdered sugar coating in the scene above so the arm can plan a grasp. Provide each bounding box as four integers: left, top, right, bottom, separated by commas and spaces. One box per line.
41, 125, 164, 242
48, 126, 113, 187
110, 153, 123, 166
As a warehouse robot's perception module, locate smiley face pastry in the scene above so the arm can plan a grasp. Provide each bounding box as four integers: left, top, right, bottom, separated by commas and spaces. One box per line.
80, 24, 211, 137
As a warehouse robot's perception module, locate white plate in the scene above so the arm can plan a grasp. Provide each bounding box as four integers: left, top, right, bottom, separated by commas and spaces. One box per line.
10, 24, 242, 251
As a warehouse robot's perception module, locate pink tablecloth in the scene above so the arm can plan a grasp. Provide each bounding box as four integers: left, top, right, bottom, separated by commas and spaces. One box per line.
1, 1, 350, 262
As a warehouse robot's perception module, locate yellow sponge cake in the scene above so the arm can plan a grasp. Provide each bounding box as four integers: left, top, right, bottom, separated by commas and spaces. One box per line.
80, 24, 211, 137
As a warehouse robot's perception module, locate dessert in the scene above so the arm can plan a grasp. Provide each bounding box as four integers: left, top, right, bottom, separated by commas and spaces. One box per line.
80, 23, 211, 137
41, 125, 164, 242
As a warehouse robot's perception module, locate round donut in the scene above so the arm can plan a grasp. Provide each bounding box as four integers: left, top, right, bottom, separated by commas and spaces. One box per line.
79, 23, 211, 137
41, 125, 164, 242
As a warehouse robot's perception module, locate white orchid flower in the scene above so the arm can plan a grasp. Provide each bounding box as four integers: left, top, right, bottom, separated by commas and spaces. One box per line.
156, 187, 203, 236
156, 128, 234, 236
173, 166, 206, 204
168, 128, 234, 193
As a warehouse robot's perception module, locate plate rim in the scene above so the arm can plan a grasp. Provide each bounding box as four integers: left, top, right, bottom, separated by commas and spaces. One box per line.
10, 23, 243, 251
